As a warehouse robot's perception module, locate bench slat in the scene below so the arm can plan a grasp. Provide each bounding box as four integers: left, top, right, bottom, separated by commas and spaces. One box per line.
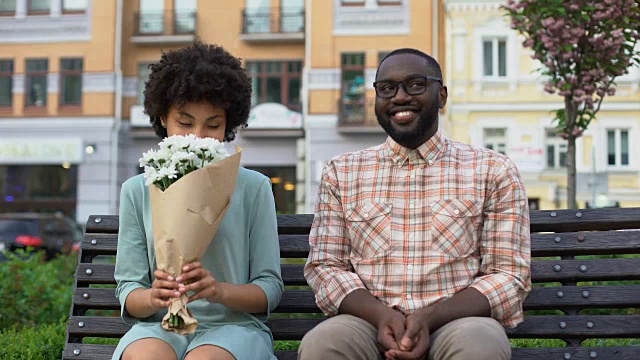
77, 259, 640, 287
61, 344, 640, 360
71, 285, 640, 315
531, 231, 640, 256
80, 230, 640, 259
530, 208, 640, 233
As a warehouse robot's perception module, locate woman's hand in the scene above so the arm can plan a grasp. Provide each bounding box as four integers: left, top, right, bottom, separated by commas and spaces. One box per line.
148, 269, 181, 310
176, 262, 226, 304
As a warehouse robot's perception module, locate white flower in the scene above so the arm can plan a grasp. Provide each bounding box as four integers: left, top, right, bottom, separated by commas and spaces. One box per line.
158, 163, 178, 180
143, 166, 159, 186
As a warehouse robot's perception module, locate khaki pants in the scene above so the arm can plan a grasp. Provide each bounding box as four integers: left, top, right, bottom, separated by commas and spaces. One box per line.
298, 315, 511, 360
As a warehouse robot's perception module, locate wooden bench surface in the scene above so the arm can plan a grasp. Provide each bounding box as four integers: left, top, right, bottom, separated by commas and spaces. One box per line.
64, 208, 640, 360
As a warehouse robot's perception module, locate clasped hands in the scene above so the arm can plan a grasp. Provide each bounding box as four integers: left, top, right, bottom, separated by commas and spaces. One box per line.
147, 262, 224, 310
376, 308, 431, 360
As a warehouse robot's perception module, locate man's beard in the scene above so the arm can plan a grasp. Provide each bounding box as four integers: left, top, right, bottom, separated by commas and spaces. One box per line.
375, 100, 439, 146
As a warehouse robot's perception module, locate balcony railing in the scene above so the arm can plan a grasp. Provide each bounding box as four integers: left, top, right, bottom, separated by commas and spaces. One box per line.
241, 7, 305, 42
132, 10, 197, 42
338, 86, 381, 131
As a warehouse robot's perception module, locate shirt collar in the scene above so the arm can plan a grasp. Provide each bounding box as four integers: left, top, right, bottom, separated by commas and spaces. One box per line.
385, 131, 446, 166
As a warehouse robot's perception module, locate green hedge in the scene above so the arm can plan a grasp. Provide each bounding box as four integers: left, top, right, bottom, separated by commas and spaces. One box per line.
0, 321, 66, 360
0, 250, 77, 331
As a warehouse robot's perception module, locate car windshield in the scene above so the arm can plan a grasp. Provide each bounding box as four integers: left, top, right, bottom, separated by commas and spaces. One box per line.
0, 219, 39, 237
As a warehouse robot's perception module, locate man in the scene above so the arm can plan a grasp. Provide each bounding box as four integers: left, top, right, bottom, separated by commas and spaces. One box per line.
298, 48, 531, 360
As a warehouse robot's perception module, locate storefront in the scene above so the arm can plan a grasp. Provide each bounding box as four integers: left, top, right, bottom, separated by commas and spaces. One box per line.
0, 118, 116, 223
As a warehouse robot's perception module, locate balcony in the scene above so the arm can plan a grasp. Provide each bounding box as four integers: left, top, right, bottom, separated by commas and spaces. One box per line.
337, 88, 383, 133
240, 7, 305, 43
131, 11, 197, 45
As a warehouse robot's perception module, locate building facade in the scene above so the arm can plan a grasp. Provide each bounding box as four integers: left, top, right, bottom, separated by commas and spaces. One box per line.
0, 0, 120, 222
119, 0, 306, 215
303, 0, 446, 211
444, 0, 640, 209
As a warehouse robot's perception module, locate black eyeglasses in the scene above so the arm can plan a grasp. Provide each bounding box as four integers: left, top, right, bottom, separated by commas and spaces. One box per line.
373, 76, 442, 99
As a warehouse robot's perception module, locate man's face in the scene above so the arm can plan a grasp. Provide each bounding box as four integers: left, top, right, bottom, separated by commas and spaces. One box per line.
374, 53, 447, 149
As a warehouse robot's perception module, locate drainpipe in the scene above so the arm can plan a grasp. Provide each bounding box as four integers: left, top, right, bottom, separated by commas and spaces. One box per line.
302, 0, 312, 213
432, 0, 439, 61
110, 0, 123, 215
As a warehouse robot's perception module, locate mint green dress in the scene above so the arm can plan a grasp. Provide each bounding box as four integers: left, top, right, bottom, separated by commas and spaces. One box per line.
112, 168, 284, 360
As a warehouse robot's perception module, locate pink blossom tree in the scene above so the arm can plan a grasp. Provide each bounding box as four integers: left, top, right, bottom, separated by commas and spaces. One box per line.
504, 0, 640, 209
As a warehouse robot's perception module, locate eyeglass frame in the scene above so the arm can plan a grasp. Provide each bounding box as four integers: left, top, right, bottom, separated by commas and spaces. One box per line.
372, 75, 443, 99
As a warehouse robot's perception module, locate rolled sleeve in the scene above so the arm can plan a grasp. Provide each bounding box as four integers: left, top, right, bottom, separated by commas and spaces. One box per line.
248, 178, 284, 319
304, 162, 366, 316
114, 177, 152, 324
470, 157, 531, 328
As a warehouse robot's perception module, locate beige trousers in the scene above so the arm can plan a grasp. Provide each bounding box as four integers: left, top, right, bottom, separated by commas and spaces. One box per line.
298, 315, 511, 360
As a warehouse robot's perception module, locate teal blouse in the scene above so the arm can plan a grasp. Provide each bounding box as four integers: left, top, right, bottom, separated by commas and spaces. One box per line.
114, 168, 284, 338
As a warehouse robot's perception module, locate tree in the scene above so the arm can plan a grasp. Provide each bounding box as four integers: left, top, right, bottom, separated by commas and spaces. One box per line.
504, 0, 640, 209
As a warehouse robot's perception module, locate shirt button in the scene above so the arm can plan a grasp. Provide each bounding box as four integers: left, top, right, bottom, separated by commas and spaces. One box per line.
453, 209, 460, 215
410, 173, 416, 179
427, 160, 434, 165
407, 294, 412, 300
407, 264, 413, 269
364, 213, 369, 218
409, 233, 415, 240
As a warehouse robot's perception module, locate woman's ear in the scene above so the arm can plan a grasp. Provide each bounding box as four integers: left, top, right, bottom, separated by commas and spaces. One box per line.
160, 116, 167, 128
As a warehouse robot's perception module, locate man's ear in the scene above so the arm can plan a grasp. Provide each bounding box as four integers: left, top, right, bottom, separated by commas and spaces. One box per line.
438, 86, 448, 109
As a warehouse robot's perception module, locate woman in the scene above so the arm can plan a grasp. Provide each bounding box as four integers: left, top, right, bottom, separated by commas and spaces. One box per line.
112, 41, 283, 360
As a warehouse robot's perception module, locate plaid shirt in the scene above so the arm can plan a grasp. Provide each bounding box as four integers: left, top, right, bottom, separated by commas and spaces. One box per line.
305, 131, 531, 328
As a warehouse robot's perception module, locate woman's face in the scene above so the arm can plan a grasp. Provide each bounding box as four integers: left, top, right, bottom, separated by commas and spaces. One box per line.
161, 101, 227, 141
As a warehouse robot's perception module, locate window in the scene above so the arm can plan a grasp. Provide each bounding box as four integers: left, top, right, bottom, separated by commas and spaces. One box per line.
246, 166, 296, 214
483, 128, 507, 155
0, 60, 12, 107
0, 0, 16, 15
138, 0, 164, 34
341, 53, 365, 123
607, 129, 630, 166
137, 63, 152, 104
25, 59, 48, 107
63, 0, 87, 13
247, 60, 302, 111
60, 58, 83, 106
28, 0, 50, 14
545, 129, 567, 168
174, 0, 196, 34
245, 0, 270, 33
342, 0, 365, 4
281, 0, 304, 33
378, 0, 401, 4
483, 38, 507, 77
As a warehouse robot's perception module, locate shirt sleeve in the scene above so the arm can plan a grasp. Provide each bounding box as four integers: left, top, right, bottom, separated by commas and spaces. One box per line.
114, 177, 151, 324
248, 178, 284, 320
304, 161, 366, 316
470, 156, 532, 328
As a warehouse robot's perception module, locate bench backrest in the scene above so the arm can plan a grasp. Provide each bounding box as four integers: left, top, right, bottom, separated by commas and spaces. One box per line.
64, 208, 640, 360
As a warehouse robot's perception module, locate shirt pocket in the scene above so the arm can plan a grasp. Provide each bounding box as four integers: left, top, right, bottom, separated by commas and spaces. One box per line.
431, 199, 482, 258
346, 202, 392, 259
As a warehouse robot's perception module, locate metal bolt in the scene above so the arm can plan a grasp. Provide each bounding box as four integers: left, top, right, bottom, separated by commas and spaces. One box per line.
557, 291, 564, 298
590, 351, 597, 359
94, 217, 102, 223
564, 353, 571, 360
91, 239, 97, 245
550, 212, 557, 217
78, 321, 85, 328
85, 268, 93, 276
580, 265, 588, 273
559, 321, 567, 329
587, 321, 594, 329
554, 265, 562, 272
73, 349, 81, 356
83, 293, 90, 299
577, 234, 585, 242
576, 212, 583, 218
582, 290, 590, 298
554, 236, 562, 243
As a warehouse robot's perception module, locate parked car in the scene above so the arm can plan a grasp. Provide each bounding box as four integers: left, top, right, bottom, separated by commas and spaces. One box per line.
0, 213, 82, 259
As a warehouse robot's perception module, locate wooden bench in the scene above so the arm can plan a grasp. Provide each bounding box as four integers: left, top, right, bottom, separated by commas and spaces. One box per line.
64, 208, 640, 360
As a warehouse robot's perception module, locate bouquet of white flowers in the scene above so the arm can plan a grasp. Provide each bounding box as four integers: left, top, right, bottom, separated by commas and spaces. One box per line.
139, 134, 242, 335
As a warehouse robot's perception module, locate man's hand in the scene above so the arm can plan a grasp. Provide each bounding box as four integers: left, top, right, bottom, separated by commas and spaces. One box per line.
374, 308, 406, 353
385, 311, 431, 360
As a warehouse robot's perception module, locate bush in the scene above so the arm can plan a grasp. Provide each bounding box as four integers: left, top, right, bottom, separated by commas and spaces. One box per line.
0, 250, 77, 330
0, 321, 66, 360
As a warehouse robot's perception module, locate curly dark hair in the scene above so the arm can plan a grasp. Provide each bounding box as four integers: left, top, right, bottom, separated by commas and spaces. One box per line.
144, 41, 252, 141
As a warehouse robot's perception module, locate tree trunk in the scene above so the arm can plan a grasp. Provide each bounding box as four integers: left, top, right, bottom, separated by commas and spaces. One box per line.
566, 134, 577, 209
565, 96, 578, 209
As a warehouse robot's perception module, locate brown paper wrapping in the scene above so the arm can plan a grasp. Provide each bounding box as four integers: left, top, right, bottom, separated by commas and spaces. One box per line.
148, 149, 242, 335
